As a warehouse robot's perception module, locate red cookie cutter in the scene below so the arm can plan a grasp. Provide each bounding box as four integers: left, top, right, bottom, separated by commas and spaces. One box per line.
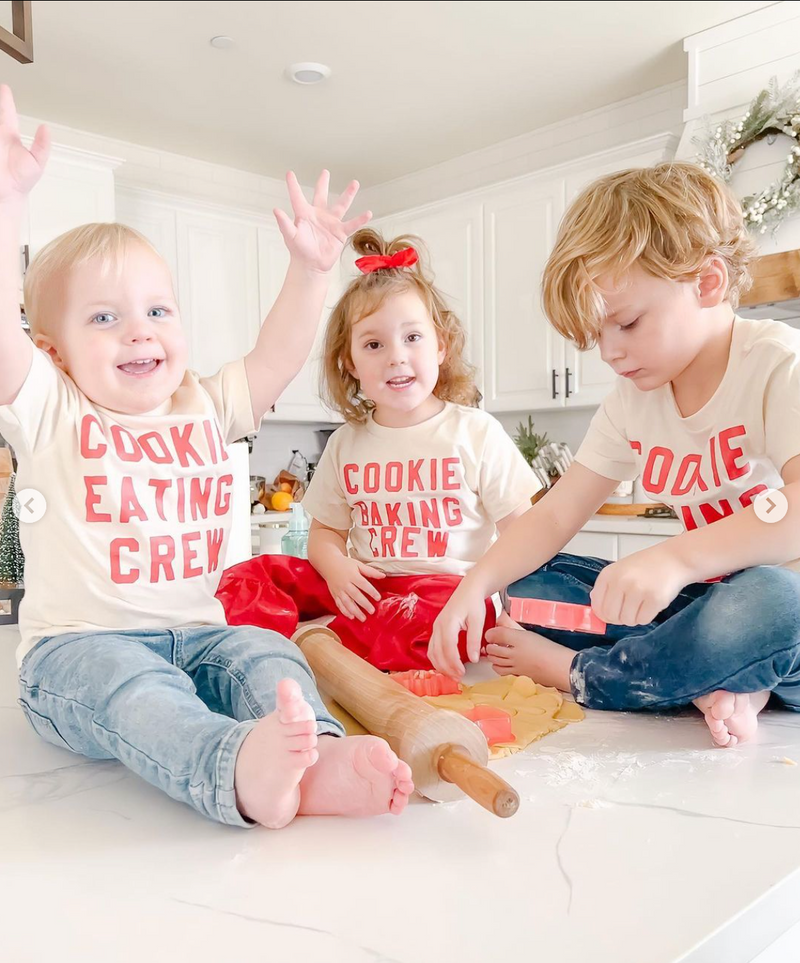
507, 598, 607, 635
463, 706, 514, 746
390, 669, 462, 697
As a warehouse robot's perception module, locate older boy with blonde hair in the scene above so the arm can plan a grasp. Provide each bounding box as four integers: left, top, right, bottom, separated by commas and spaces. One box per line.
0, 84, 413, 828
430, 162, 800, 748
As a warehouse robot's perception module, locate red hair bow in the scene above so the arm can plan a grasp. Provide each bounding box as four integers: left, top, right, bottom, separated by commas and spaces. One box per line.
355, 246, 418, 274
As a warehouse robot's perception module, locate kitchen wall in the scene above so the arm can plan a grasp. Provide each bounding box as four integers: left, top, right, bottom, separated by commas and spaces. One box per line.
249, 422, 332, 483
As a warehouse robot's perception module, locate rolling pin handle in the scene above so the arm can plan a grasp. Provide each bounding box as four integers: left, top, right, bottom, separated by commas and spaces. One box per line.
437, 745, 520, 818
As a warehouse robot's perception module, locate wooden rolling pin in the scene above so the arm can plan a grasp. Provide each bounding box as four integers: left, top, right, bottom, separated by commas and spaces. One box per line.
293, 626, 520, 818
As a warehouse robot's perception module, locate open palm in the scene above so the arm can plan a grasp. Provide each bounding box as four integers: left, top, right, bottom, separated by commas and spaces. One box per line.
0, 85, 50, 202
274, 169, 371, 273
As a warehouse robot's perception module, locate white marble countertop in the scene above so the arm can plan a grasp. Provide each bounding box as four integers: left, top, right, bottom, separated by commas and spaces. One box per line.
2, 623, 800, 963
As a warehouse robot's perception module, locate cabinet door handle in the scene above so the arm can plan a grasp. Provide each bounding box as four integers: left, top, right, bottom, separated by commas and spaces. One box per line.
565, 367, 572, 399
551, 369, 559, 399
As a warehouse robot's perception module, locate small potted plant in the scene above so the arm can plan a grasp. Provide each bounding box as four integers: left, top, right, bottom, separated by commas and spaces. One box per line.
513, 416, 549, 468
0, 474, 24, 625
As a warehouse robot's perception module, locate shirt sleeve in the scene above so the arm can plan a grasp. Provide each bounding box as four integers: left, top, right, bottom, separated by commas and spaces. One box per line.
478, 414, 542, 522
199, 358, 258, 445
0, 347, 77, 455
574, 382, 639, 481
763, 353, 800, 476
301, 428, 353, 531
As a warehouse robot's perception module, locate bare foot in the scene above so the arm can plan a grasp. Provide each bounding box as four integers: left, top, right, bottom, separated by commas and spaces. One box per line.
234, 678, 319, 829
298, 735, 415, 817
693, 690, 771, 748
485, 624, 574, 690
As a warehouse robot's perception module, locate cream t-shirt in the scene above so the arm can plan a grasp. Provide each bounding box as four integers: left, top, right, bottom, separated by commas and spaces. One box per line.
0, 348, 256, 665
576, 317, 800, 533
302, 402, 541, 577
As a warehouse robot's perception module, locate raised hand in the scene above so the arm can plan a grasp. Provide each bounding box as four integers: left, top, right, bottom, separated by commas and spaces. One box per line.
0, 85, 50, 204
273, 169, 371, 274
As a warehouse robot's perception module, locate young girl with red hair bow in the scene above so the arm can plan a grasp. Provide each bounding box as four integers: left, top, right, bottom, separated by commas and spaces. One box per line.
217, 229, 539, 671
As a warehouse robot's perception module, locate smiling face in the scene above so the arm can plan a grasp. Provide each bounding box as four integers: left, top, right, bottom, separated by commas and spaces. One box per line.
595, 261, 729, 391
348, 289, 446, 425
34, 242, 188, 414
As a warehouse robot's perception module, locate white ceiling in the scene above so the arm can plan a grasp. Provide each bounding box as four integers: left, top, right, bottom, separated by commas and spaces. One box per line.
1, 0, 775, 186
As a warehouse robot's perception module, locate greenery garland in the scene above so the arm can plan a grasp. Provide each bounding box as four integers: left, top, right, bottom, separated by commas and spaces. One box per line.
693, 72, 800, 234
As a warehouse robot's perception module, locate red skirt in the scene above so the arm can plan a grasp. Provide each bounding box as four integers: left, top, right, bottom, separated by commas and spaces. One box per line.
215, 554, 496, 671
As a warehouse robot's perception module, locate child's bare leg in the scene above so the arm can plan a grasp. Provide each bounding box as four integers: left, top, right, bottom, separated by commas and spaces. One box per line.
693, 690, 771, 748
234, 678, 414, 827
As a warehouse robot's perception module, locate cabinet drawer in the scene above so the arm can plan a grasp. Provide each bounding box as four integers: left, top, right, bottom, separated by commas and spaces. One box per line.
618, 534, 672, 557
562, 532, 617, 561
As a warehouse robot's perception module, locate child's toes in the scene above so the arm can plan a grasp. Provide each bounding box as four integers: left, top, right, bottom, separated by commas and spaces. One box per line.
276, 679, 316, 723
709, 692, 735, 721
281, 719, 317, 738
286, 731, 318, 753
290, 747, 319, 767
390, 790, 410, 815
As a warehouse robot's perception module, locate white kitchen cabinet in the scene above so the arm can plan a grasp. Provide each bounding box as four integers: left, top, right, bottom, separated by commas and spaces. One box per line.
257, 226, 343, 423
618, 533, 673, 556
26, 146, 119, 258
563, 531, 618, 560
115, 188, 262, 379
379, 200, 484, 393
560, 145, 674, 408
563, 528, 674, 561
176, 210, 261, 377
19, 145, 119, 305
483, 177, 567, 411
115, 189, 179, 282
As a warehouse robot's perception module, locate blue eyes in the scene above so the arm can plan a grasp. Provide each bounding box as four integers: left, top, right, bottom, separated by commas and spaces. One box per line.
91, 307, 169, 325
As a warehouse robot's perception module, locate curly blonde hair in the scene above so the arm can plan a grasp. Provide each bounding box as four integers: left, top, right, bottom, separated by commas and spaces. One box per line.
322, 228, 479, 423
542, 162, 757, 350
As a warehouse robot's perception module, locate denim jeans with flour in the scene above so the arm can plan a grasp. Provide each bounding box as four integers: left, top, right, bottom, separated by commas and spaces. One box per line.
18, 624, 344, 827
506, 553, 800, 711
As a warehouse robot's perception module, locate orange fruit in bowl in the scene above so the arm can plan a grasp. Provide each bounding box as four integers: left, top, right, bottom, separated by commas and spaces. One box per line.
271, 491, 293, 512
280, 482, 293, 493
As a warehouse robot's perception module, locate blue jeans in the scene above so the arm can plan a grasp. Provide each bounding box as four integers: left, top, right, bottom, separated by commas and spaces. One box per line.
506, 554, 800, 712
18, 625, 344, 827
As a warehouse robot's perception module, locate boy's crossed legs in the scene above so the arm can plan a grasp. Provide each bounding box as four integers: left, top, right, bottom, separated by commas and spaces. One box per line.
485, 555, 800, 747
18, 625, 413, 828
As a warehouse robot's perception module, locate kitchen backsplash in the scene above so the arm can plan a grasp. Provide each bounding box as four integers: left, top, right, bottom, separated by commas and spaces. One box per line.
248, 421, 335, 483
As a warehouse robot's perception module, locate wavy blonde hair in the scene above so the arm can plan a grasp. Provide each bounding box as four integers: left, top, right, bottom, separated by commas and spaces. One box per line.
322, 228, 479, 423
542, 162, 757, 350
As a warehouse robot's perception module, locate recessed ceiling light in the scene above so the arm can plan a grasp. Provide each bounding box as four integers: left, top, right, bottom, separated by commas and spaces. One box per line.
285, 62, 331, 85
210, 36, 235, 50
